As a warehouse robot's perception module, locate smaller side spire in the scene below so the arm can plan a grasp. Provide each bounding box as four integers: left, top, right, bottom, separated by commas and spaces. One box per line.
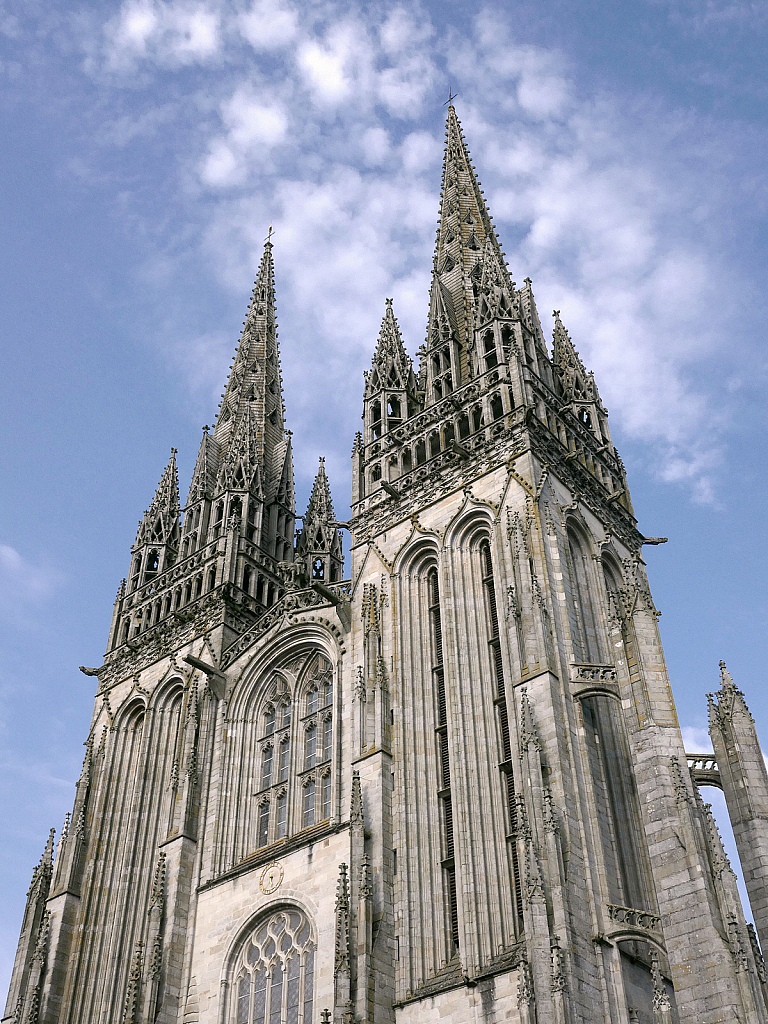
295, 458, 343, 584
128, 449, 181, 592
363, 299, 419, 443
551, 310, 612, 449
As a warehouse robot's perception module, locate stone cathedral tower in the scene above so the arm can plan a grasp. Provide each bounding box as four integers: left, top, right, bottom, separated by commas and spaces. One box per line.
6, 107, 768, 1024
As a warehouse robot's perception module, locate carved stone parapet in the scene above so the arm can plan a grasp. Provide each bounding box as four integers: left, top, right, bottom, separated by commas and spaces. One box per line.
606, 903, 662, 939
570, 663, 620, 701
686, 752, 722, 791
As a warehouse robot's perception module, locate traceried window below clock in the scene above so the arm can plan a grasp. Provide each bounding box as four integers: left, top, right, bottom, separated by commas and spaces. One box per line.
233, 908, 314, 1024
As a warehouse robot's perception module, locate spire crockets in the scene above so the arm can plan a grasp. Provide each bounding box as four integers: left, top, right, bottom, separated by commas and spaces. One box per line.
295, 457, 343, 583
422, 105, 516, 403
364, 298, 418, 442
129, 449, 180, 591
213, 237, 286, 496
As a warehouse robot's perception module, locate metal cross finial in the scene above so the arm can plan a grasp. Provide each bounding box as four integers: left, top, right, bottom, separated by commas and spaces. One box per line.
553, 309, 560, 318
445, 86, 458, 106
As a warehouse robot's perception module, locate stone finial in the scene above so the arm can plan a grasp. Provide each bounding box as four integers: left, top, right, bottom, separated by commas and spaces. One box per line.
149, 852, 166, 911
550, 935, 566, 993
334, 863, 350, 975
517, 959, 534, 1007
518, 689, 541, 756
122, 942, 144, 1023
350, 770, 364, 827
360, 854, 372, 900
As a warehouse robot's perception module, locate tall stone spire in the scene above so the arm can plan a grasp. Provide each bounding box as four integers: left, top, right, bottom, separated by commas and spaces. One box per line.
422, 105, 515, 403
213, 237, 286, 497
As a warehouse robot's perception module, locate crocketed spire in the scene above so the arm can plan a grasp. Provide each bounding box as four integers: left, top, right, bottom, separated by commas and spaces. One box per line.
421, 105, 515, 402
212, 236, 288, 501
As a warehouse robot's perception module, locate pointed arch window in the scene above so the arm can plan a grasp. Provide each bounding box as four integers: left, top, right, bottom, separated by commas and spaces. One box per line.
249, 656, 334, 853
567, 525, 601, 663
302, 779, 315, 829
278, 738, 290, 782
427, 565, 459, 953
261, 746, 273, 790
304, 724, 316, 771
257, 800, 270, 848
231, 909, 314, 1024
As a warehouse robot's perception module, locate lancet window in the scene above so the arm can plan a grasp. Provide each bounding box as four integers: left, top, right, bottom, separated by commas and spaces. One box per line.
566, 525, 601, 663
479, 539, 523, 927
299, 654, 334, 830
427, 565, 459, 953
231, 908, 315, 1024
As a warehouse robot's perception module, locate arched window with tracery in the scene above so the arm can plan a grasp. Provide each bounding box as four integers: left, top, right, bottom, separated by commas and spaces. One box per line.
298, 653, 334, 829
231, 908, 315, 1024
247, 652, 335, 857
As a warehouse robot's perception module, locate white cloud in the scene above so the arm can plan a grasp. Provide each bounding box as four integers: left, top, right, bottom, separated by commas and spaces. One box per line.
239, 0, 298, 50
88, 0, 753, 502
104, 0, 221, 69
681, 725, 713, 752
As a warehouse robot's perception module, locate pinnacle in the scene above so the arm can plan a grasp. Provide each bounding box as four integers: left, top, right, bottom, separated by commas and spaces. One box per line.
371, 297, 410, 373
719, 659, 735, 689
305, 456, 335, 525
146, 449, 180, 521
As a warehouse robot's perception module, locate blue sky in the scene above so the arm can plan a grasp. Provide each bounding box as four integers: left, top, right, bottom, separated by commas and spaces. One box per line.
1, 0, 768, 989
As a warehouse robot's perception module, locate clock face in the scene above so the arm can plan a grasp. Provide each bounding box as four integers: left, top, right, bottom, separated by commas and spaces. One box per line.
259, 862, 283, 895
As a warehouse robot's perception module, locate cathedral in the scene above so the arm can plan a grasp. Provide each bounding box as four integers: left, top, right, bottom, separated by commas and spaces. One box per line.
6, 106, 768, 1024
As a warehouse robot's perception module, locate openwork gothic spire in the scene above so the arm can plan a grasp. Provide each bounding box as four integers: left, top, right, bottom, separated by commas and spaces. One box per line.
212, 238, 287, 497
295, 457, 343, 583
422, 105, 515, 402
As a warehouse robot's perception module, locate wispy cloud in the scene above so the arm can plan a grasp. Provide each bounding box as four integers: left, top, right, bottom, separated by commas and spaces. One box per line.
0, 545, 62, 620
74, 0, 759, 500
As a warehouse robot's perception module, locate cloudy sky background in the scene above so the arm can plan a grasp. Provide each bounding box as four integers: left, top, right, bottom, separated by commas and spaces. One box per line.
2, 0, 768, 987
